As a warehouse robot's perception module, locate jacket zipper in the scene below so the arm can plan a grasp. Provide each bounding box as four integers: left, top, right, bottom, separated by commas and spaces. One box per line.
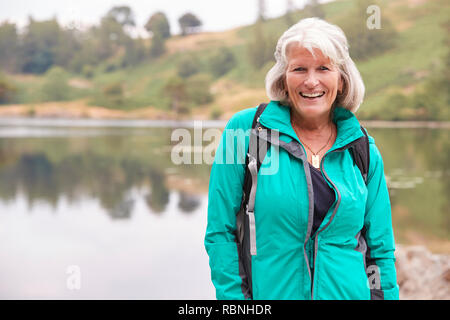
310, 150, 342, 300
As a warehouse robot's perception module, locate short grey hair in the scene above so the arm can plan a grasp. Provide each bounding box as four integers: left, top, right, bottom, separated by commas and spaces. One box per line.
265, 17, 365, 113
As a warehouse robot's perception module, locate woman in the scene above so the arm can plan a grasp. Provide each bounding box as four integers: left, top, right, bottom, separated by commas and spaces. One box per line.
204, 18, 398, 300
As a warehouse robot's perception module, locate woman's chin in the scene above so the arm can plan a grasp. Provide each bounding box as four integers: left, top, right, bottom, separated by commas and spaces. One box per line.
293, 103, 332, 118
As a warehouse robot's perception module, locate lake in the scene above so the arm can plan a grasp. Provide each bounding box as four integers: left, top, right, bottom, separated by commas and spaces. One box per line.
0, 118, 448, 299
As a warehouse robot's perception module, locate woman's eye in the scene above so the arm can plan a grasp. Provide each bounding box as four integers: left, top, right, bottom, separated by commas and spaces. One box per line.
319, 66, 329, 71
293, 67, 305, 72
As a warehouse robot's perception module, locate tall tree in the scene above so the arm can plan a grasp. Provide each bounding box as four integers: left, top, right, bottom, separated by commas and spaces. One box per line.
145, 12, 171, 39
93, 16, 128, 60
0, 22, 20, 73
21, 17, 62, 74
106, 6, 135, 27
178, 13, 202, 36
53, 28, 82, 69
149, 32, 166, 58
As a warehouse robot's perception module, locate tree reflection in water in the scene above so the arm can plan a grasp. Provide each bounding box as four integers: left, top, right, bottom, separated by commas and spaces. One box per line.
0, 126, 448, 247
178, 191, 200, 213
0, 150, 203, 218
145, 170, 169, 214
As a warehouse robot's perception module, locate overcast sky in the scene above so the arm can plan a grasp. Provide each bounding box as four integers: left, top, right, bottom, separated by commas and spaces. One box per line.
0, 0, 327, 36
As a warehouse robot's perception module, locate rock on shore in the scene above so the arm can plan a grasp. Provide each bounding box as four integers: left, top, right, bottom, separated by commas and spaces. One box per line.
396, 245, 450, 300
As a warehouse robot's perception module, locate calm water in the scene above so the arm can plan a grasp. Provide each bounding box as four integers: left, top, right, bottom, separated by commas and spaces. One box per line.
0, 120, 448, 299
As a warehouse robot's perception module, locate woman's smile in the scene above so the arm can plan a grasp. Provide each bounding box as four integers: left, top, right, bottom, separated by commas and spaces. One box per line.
299, 91, 326, 99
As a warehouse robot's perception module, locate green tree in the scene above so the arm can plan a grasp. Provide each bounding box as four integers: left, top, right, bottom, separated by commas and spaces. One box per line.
53, 28, 82, 69
0, 74, 17, 104
21, 18, 62, 74
69, 35, 100, 73
40, 66, 70, 101
149, 32, 166, 58
177, 55, 201, 79
185, 73, 213, 106
178, 13, 202, 36
106, 6, 135, 27
102, 82, 124, 107
0, 22, 20, 73
209, 48, 236, 77
121, 36, 148, 67
94, 16, 129, 60
145, 12, 171, 39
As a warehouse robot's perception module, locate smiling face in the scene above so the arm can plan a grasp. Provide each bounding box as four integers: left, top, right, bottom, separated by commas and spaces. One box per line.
284, 44, 343, 120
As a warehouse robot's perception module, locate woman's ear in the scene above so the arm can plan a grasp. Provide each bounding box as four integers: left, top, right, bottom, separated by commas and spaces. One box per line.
338, 75, 344, 95
280, 76, 288, 97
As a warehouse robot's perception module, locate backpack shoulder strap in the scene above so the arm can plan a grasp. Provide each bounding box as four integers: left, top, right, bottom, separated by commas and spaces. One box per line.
240, 103, 268, 211
235, 103, 269, 298
350, 125, 370, 184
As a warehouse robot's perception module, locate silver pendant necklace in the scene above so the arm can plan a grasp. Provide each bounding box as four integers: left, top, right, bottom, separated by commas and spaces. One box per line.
295, 126, 334, 169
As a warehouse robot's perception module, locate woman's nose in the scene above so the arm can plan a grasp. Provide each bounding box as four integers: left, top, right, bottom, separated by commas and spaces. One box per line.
304, 72, 319, 88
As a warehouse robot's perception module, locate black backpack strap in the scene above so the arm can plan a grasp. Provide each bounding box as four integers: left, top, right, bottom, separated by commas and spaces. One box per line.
235, 103, 268, 299
240, 103, 269, 215
349, 125, 370, 185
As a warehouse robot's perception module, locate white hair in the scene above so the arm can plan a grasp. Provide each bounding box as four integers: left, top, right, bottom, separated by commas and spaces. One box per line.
265, 17, 365, 113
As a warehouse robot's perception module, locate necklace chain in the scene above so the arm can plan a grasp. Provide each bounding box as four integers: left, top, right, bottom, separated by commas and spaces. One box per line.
296, 126, 333, 156
292, 123, 335, 168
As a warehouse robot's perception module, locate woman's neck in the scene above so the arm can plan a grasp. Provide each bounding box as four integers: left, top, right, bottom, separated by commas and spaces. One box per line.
290, 109, 335, 138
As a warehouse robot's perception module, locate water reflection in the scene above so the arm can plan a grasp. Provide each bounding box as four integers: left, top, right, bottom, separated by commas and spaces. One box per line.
0, 125, 448, 245
373, 127, 450, 247
0, 131, 209, 219
178, 191, 201, 213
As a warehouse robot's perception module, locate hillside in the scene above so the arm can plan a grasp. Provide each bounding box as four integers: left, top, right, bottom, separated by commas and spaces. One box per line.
0, 0, 449, 121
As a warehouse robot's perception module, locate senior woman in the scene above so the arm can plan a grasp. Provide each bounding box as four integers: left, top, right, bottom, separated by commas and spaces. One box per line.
204, 18, 398, 300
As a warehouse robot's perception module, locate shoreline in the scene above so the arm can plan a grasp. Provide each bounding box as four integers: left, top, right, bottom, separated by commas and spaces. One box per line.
0, 102, 449, 128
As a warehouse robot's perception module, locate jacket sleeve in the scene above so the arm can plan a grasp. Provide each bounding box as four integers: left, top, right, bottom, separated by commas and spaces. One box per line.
204, 113, 251, 300
364, 140, 399, 300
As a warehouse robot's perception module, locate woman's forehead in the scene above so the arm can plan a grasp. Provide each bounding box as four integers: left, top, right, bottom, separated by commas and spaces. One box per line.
286, 43, 332, 64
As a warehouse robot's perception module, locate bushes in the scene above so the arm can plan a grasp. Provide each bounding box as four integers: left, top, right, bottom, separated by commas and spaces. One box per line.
177, 55, 201, 79
185, 73, 213, 105
88, 81, 127, 109
102, 82, 124, 107
163, 73, 213, 113
40, 66, 71, 101
336, 0, 397, 61
375, 78, 449, 121
209, 48, 236, 78
0, 74, 17, 104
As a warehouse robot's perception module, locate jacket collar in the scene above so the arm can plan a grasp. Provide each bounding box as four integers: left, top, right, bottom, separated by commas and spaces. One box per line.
258, 100, 364, 151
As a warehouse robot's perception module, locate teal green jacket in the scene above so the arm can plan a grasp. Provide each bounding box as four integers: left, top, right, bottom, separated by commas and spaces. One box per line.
204, 101, 399, 300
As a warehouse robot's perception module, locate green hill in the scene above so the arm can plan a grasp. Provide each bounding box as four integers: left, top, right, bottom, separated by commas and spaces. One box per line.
1, 0, 449, 121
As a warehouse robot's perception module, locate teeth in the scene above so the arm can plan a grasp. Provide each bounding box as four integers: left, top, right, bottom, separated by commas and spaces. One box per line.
300, 91, 325, 98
